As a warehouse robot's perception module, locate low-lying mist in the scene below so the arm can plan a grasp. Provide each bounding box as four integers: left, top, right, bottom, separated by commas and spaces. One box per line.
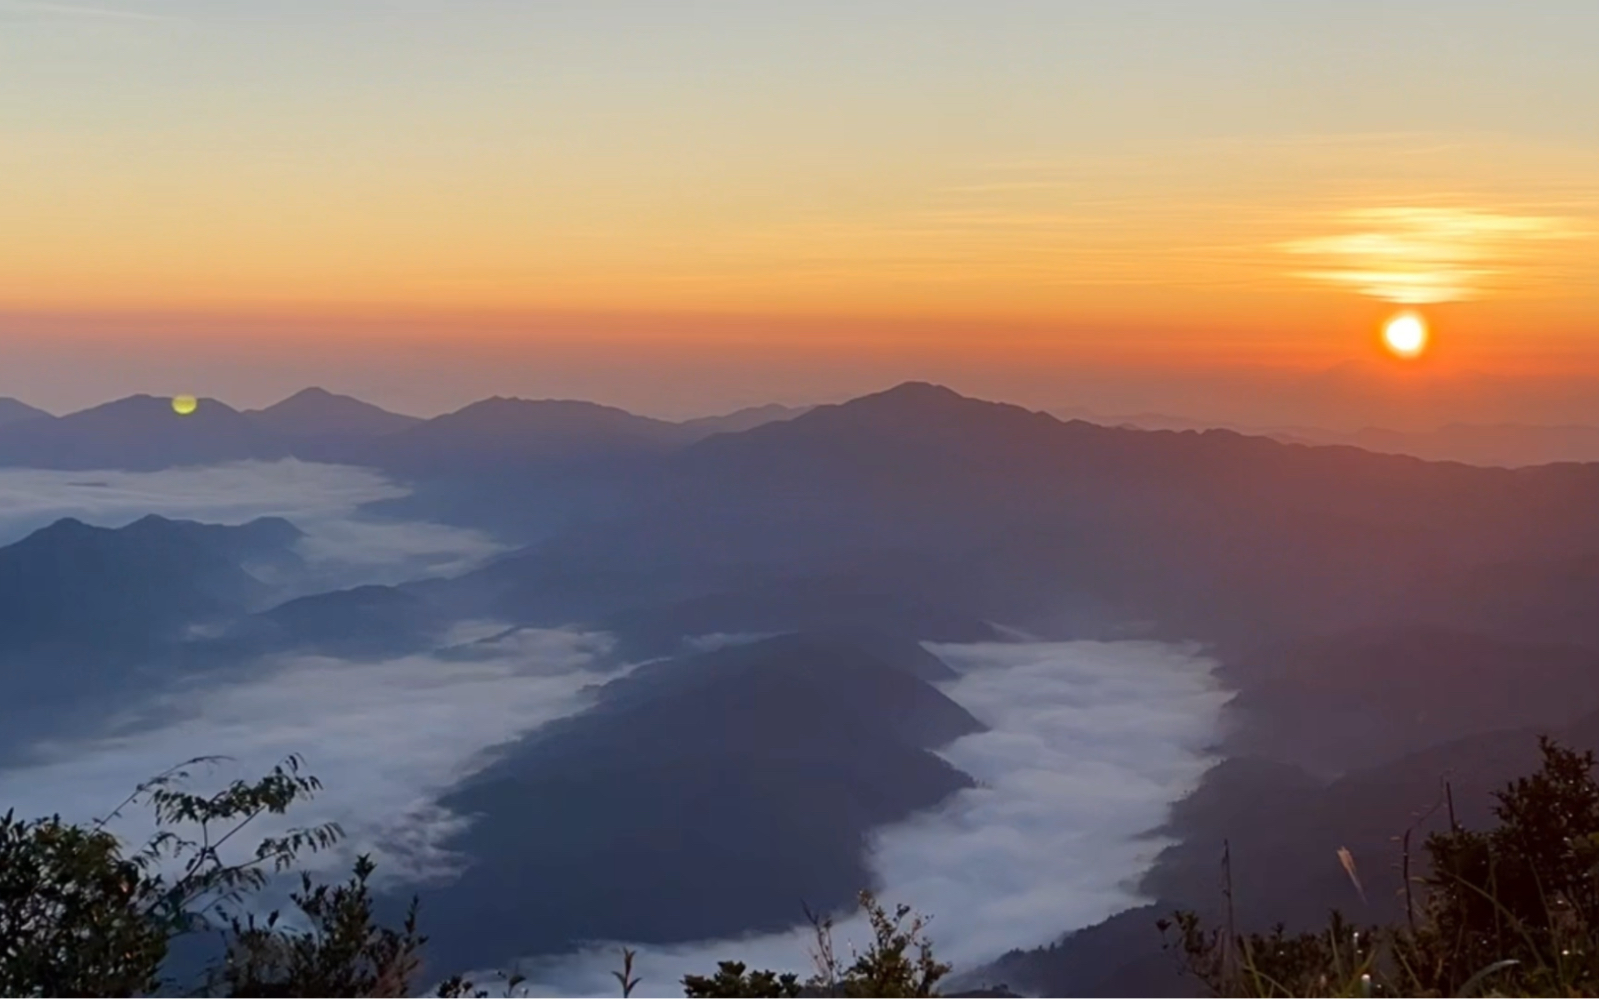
512, 639, 1226, 998
0, 625, 624, 887
0, 459, 505, 589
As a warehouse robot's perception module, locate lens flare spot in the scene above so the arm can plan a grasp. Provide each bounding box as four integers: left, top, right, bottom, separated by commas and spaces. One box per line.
171, 394, 198, 415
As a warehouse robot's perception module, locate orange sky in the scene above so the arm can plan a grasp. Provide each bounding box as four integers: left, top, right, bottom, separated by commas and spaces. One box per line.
3, 2, 1598, 421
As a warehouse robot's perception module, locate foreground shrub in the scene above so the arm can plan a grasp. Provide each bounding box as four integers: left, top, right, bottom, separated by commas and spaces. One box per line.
1168, 738, 1599, 997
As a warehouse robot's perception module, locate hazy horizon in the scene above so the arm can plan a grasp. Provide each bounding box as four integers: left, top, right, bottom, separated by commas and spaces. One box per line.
17, 361, 1599, 437
4, 1, 1598, 430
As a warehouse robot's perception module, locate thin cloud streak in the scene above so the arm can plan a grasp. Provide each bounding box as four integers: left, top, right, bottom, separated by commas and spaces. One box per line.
1283, 206, 1586, 304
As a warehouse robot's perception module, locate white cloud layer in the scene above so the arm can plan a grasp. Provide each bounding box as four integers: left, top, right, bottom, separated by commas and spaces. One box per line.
0, 626, 623, 888
0, 459, 506, 590
511, 639, 1226, 998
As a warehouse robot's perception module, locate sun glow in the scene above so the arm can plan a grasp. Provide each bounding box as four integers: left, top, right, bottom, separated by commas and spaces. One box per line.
1382, 312, 1429, 358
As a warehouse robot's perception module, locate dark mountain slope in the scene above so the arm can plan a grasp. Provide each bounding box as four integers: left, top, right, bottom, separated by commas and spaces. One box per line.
464, 382, 1599, 652
0, 398, 50, 427
0, 514, 284, 651
969, 903, 1191, 998
220, 584, 449, 659
0, 515, 303, 747
412, 632, 983, 975
1223, 628, 1599, 775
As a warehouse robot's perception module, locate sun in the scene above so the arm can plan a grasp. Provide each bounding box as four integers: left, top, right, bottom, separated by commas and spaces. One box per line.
171, 394, 198, 415
1382, 312, 1429, 359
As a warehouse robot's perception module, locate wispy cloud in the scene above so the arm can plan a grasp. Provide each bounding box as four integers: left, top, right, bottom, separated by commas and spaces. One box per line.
1282, 206, 1585, 304
0, 0, 182, 23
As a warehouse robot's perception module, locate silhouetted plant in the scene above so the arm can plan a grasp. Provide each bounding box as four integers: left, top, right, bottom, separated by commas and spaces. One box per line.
1167, 737, 1599, 997
684, 890, 950, 998
0, 808, 169, 996
681, 960, 804, 997
0, 754, 432, 997
207, 855, 426, 997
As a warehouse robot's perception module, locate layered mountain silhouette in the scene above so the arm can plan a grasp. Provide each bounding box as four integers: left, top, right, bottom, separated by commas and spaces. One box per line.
0, 513, 297, 652
243, 386, 421, 438
359, 396, 691, 473
0, 514, 304, 747
224, 584, 449, 659
1221, 627, 1599, 775
0, 395, 288, 470
439, 381, 1599, 653
677, 402, 812, 438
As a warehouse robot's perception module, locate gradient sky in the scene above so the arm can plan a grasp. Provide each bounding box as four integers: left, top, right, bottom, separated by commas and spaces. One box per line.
4, 1, 1598, 422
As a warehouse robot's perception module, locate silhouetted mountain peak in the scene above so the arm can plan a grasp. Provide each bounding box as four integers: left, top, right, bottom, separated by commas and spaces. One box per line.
864, 380, 967, 405
366, 395, 692, 476
118, 513, 303, 556
25, 515, 95, 541
0, 397, 50, 428
443, 396, 677, 430
814, 382, 1053, 433
248, 387, 421, 437
0, 514, 281, 648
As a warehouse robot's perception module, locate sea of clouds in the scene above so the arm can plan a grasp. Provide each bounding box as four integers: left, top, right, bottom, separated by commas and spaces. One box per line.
509, 639, 1227, 998
0, 632, 1225, 997
0, 457, 586, 886
0, 459, 1229, 998
0, 624, 626, 888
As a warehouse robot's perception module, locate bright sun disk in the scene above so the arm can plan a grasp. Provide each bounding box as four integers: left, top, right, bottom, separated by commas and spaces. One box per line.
1382, 312, 1428, 358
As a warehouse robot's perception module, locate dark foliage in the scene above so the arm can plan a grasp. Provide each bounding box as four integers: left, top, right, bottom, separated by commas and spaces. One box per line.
682, 961, 804, 997
1170, 737, 1599, 997
683, 890, 951, 998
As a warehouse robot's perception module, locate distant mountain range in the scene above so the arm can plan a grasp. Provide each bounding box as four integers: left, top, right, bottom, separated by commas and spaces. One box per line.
0, 382, 1595, 496
1061, 405, 1599, 467
0, 395, 290, 471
